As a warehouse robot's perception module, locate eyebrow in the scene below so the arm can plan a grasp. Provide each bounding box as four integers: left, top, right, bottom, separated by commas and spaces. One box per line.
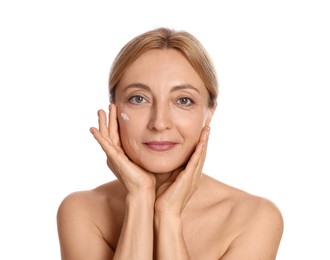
123, 83, 200, 94
170, 84, 201, 94
123, 83, 151, 92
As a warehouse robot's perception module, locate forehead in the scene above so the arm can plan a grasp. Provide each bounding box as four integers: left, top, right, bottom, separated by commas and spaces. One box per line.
117, 49, 207, 95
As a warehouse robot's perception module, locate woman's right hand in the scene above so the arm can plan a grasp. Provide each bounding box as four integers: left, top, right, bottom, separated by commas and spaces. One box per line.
90, 104, 156, 195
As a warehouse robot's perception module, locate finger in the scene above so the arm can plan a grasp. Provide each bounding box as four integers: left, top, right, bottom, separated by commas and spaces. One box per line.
98, 109, 109, 139
90, 127, 117, 158
176, 126, 210, 181
185, 127, 210, 183
192, 127, 210, 182
185, 126, 209, 173
186, 141, 205, 175
109, 104, 121, 147
91, 127, 127, 184
192, 126, 210, 174
199, 125, 210, 143
176, 143, 205, 207
195, 127, 211, 172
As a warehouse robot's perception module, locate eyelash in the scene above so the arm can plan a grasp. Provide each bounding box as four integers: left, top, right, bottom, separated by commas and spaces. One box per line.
128, 95, 148, 104
128, 95, 195, 108
176, 97, 194, 107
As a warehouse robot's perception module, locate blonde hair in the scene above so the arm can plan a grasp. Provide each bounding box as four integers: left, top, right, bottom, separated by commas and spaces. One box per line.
109, 27, 218, 107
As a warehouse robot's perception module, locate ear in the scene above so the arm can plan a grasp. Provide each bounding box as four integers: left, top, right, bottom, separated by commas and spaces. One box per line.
204, 104, 217, 127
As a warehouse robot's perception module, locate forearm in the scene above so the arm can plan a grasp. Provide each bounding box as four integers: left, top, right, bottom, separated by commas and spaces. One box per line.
113, 192, 155, 260
154, 213, 189, 260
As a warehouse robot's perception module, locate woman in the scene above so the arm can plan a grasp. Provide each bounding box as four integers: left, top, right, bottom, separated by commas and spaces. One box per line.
57, 27, 283, 259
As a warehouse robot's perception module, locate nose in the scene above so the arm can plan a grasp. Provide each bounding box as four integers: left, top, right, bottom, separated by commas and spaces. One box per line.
147, 103, 173, 131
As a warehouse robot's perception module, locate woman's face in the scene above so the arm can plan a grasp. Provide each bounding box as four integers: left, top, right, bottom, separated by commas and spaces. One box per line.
115, 49, 215, 174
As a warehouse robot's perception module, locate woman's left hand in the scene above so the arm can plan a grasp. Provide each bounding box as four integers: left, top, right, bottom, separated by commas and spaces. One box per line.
154, 126, 210, 216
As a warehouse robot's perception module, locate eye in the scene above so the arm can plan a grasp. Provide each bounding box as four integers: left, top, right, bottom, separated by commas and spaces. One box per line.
129, 95, 147, 104
177, 97, 193, 107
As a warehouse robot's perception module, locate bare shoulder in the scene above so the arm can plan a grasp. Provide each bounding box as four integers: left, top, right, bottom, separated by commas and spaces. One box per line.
199, 175, 284, 259
226, 190, 283, 259
226, 181, 283, 229
57, 180, 125, 260
232, 189, 284, 245
203, 174, 283, 223
57, 180, 123, 221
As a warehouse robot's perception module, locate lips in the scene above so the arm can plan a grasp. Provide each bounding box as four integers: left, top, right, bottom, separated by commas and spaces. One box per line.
143, 141, 177, 152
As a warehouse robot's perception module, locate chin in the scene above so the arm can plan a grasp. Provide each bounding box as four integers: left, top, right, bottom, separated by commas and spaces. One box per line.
138, 160, 186, 174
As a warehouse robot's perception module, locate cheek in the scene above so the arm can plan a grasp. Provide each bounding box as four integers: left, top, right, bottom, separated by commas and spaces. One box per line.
118, 117, 137, 141
118, 120, 138, 160
117, 109, 147, 149
173, 112, 205, 141
174, 108, 206, 126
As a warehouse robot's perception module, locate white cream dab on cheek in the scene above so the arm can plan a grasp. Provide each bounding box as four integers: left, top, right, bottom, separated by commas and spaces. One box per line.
120, 112, 129, 121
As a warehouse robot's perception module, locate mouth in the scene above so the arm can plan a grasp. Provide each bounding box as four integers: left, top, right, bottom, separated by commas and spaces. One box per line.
143, 141, 178, 152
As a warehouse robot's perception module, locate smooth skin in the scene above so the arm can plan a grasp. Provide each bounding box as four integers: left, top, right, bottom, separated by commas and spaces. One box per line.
57, 50, 283, 260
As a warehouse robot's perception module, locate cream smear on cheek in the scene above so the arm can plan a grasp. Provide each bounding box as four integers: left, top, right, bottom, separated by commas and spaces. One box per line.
120, 112, 129, 121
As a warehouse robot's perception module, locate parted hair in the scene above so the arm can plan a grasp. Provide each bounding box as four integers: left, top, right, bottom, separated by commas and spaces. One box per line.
109, 27, 218, 107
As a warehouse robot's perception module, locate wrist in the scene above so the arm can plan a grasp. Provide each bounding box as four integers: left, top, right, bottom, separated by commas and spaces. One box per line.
126, 190, 155, 206
154, 211, 182, 231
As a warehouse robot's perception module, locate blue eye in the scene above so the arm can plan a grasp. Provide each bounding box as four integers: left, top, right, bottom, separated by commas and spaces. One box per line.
177, 97, 193, 106
129, 95, 146, 104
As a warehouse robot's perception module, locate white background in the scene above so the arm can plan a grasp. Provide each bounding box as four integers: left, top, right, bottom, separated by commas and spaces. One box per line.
0, 0, 329, 259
